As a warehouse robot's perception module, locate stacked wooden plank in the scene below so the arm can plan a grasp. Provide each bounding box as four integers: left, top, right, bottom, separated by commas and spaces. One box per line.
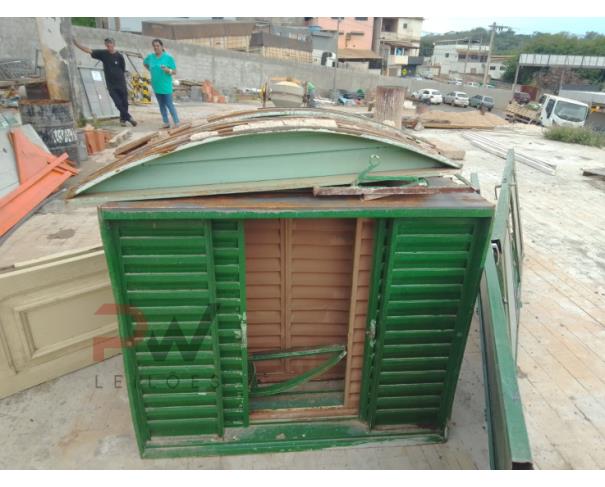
403, 110, 509, 130
504, 102, 541, 125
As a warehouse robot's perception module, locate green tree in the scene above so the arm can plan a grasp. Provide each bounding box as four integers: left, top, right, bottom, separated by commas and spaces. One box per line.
421, 28, 605, 86
71, 18, 97, 28
502, 32, 605, 85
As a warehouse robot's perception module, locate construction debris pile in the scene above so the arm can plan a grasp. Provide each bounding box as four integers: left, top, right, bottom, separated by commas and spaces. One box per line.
174, 79, 227, 103
505, 101, 541, 124
403, 109, 509, 130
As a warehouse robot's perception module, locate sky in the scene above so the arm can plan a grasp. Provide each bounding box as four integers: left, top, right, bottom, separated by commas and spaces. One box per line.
422, 17, 605, 36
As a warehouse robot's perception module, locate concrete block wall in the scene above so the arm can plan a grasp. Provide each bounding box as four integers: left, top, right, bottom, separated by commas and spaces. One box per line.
0, 18, 514, 109
71, 25, 407, 94
1, 17, 40, 70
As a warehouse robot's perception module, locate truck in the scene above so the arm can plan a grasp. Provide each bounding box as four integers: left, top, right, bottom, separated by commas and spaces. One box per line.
558, 89, 605, 132
505, 94, 589, 128
537, 94, 590, 128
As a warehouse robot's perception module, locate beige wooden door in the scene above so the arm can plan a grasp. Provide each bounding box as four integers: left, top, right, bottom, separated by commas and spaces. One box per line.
0, 247, 119, 398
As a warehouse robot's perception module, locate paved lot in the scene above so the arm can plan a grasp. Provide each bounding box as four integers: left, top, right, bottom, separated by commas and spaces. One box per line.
421, 99, 506, 120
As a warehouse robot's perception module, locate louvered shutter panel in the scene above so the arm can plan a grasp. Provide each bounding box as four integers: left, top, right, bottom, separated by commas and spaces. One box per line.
362, 217, 485, 429
101, 218, 248, 448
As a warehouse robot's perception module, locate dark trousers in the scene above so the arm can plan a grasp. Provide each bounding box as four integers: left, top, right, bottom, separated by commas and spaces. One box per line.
108, 86, 131, 122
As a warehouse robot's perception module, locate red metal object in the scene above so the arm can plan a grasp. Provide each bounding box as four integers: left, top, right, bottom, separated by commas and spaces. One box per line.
0, 127, 78, 237
519, 85, 538, 101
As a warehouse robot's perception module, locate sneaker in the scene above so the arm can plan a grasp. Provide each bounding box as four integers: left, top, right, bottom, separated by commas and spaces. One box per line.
129, 117, 138, 127
120, 121, 127, 127
162, 123, 170, 129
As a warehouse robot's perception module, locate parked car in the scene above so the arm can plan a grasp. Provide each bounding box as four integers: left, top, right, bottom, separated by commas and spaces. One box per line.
465, 81, 480, 88
448, 78, 463, 86
413, 88, 442, 104
469, 94, 495, 111
513, 91, 531, 104
443, 91, 470, 107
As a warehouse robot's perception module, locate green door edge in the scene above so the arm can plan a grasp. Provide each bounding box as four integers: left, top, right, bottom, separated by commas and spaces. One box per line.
473, 155, 533, 470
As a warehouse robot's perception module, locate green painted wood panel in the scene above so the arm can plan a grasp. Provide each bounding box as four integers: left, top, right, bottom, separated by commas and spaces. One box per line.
84, 132, 450, 195
99, 218, 249, 452
361, 217, 492, 430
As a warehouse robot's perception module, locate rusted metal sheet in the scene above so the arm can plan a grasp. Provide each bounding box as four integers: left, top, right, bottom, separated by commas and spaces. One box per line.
312, 177, 477, 198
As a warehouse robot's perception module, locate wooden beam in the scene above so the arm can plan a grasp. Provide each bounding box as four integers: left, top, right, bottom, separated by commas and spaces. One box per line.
344, 218, 363, 407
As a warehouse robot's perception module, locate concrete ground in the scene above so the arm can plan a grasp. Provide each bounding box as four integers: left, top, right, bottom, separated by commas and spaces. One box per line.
422, 123, 605, 469
1, 103, 604, 468
0, 322, 487, 469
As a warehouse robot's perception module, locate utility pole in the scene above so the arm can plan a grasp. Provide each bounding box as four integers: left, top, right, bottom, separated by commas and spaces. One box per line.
482, 22, 509, 86
463, 37, 471, 79
511, 62, 521, 95
558, 68, 565, 95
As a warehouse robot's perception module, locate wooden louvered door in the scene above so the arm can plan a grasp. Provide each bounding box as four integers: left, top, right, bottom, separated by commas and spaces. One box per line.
245, 218, 355, 384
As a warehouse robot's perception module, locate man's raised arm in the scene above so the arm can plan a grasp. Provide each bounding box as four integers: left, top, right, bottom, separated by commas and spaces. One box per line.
73, 38, 92, 55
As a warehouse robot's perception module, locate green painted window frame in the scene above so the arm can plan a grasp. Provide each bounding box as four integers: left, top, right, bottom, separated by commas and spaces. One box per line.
99, 207, 494, 458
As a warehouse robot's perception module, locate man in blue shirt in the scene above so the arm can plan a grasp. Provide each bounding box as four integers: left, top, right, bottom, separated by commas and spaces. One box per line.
144, 39, 180, 129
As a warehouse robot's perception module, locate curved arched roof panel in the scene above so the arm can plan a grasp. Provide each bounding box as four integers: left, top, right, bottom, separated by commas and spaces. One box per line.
71, 110, 461, 202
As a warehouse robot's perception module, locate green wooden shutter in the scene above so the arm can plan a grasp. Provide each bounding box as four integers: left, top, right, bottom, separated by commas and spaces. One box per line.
361, 217, 491, 430
100, 218, 249, 452
211, 220, 249, 427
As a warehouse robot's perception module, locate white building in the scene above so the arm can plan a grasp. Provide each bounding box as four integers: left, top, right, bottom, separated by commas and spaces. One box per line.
428, 40, 510, 80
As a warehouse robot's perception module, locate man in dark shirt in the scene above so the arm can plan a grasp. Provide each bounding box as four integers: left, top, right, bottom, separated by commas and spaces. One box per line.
73, 37, 137, 127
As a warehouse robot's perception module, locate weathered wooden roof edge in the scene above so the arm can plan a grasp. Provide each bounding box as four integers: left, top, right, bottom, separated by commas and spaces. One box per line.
69, 108, 461, 199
